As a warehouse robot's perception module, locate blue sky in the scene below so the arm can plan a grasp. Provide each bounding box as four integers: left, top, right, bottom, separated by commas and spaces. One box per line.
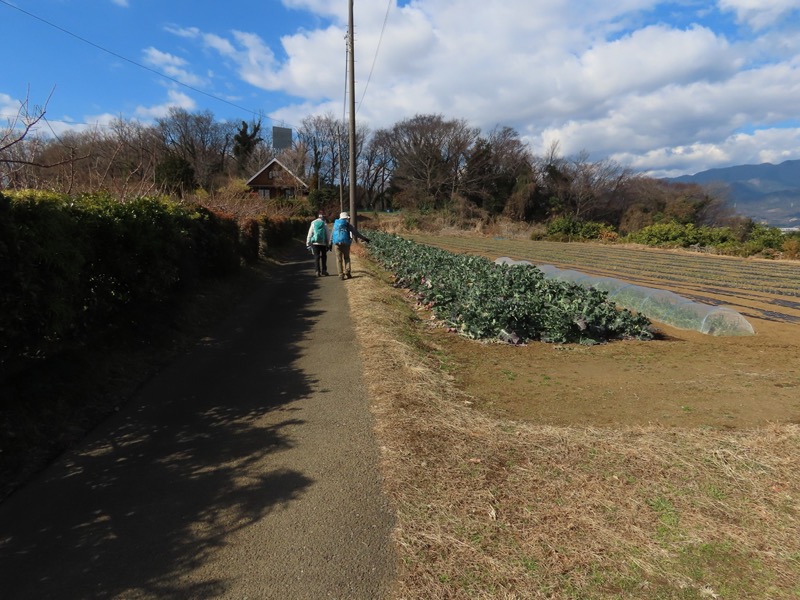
2, 0, 800, 178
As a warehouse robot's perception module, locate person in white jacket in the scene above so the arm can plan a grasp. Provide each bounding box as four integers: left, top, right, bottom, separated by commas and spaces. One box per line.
306, 213, 331, 276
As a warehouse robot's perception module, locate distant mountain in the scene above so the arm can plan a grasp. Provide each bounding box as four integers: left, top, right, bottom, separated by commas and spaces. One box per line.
664, 159, 800, 228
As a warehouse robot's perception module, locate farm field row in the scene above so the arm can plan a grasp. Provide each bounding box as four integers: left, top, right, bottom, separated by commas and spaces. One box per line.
411, 234, 800, 325
403, 233, 800, 430
351, 238, 800, 599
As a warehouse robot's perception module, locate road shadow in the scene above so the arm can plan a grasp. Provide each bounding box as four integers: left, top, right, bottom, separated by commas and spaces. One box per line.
0, 246, 326, 598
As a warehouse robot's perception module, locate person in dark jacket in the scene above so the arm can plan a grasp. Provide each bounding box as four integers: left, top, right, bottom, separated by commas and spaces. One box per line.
331, 212, 369, 280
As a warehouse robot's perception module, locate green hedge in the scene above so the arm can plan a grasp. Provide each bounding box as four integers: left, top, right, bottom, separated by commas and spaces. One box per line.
0, 191, 242, 369
238, 215, 309, 262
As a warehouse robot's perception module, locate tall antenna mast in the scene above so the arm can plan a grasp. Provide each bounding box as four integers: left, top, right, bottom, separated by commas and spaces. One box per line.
347, 0, 358, 228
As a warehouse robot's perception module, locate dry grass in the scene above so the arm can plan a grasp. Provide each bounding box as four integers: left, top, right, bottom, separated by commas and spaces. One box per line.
369, 211, 545, 241
346, 245, 800, 599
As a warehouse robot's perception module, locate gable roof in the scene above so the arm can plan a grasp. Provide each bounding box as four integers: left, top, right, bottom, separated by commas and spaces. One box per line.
246, 158, 309, 188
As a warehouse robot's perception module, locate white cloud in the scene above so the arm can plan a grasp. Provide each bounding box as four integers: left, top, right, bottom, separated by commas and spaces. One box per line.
619, 126, 800, 178
81, 113, 119, 128
1, 92, 21, 122
164, 26, 201, 39
134, 89, 197, 120
158, 0, 800, 174
717, 0, 800, 30
111, 0, 129, 7
142, 47, 206, 87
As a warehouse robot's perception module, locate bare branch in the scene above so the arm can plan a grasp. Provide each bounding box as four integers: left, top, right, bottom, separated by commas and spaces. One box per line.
0, 87, 52, 157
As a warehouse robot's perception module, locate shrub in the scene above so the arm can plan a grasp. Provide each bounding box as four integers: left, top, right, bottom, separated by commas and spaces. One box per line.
1, 192, 242, 368
0, 192, 87, 364
546, 216, 582, 239
546, 216, 614, 241
629, 221, 687, 246
746, 223, 785, 251
258, 215, 308, 248
598, 228, 619, 242
782, 237, 800, 260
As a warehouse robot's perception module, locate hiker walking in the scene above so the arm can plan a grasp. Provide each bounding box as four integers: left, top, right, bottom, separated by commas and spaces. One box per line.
331, 212, 369, 280
306, 213, 331, 276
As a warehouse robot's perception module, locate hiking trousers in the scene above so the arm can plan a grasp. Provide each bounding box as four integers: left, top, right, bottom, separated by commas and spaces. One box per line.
312, 245, 329, 275
334, 244, 351, 278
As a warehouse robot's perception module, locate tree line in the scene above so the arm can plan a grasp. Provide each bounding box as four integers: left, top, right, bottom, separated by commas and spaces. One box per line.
2, 101, 738, 233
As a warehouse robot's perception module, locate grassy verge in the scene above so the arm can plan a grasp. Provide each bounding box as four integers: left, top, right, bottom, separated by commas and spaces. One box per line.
346, 245, 800, 599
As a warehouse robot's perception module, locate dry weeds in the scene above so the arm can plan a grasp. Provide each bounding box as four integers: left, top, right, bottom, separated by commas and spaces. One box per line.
345, 245, 800, 599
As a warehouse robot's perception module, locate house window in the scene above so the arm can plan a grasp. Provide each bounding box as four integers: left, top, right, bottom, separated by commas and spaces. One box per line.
259, 189, 270, 199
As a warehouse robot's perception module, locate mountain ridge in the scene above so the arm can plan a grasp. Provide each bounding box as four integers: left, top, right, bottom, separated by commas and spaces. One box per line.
663, 159, 800, 228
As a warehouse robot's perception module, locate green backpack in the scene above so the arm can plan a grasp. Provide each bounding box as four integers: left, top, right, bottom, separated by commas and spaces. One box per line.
310, 219, 326, 244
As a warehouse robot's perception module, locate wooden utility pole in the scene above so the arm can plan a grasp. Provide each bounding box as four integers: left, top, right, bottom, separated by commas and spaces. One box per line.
347, 0, 358, 228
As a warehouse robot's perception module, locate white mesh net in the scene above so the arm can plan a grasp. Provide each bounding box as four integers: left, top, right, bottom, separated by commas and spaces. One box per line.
495, 258, 755, 336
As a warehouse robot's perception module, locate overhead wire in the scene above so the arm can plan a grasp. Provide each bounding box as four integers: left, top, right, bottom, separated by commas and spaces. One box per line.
356, 0, 393, 115
337, 0, 392, 208
0, 0, 288, 127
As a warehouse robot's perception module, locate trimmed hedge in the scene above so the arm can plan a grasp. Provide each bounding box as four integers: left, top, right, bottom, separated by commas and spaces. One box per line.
238, 215, 309, 262
0, 191, 242, 369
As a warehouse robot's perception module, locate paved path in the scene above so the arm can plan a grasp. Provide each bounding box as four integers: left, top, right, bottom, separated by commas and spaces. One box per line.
0, 247, 395, 599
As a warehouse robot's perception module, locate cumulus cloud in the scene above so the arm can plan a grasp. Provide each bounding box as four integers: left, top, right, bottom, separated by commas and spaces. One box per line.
162, 0, 800, 174
135, 89, 197, 120
1, 92, 21, 121
718, 0, 800, 30
142, 48, 206, 87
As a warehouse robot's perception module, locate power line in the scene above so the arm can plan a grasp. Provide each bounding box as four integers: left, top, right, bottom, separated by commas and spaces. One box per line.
0, 0, 287, 126
357, 0, 393, 115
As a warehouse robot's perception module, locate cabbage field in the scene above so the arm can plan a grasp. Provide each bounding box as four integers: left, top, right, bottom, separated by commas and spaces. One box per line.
367, 232, 653, 344
411, 234, 800, 327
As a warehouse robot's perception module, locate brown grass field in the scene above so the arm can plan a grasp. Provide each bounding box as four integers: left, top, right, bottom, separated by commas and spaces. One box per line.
347, 230, 800, 599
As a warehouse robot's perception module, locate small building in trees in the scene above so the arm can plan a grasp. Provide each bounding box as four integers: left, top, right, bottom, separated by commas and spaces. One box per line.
246, 158, 308, 199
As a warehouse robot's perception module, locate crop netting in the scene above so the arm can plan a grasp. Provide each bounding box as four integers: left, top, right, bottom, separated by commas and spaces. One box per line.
495, 258, 754, 336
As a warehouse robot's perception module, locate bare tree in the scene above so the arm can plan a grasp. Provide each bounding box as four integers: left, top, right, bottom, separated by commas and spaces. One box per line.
157, 108, 235, 191
360, 128, 394, 210
297, 113, 346, 190
105, 118, 166, 195
462, 126, 532, 214
567, 151, 631, 220
387, 114, 479, 210
531, 143, 633, 222
1, 89, 90, 190
1, 90, 48, 158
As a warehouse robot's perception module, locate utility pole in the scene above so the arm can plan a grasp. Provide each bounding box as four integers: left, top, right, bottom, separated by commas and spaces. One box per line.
347, 0, 358, 228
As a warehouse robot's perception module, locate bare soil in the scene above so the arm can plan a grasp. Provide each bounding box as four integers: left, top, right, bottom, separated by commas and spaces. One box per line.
439, 318, 800, 429
424, 236, 800, 430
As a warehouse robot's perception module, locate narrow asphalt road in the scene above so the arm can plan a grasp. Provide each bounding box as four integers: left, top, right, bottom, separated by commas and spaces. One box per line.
0, 245, 396, 599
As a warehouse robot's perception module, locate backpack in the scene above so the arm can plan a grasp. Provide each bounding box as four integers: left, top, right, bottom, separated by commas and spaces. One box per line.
310, 219, 326, 244
332, 219, 351, 245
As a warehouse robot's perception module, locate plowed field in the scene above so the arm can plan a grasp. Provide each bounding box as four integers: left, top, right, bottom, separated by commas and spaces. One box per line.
411, 234, 800, 429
